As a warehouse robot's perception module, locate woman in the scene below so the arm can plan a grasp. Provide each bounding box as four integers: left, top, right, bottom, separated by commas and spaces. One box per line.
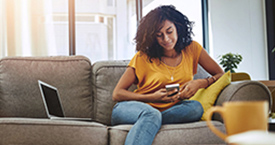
111, 5, 224, 145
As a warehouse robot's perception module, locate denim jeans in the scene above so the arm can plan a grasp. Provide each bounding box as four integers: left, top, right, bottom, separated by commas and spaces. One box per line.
111, 100, 204, 145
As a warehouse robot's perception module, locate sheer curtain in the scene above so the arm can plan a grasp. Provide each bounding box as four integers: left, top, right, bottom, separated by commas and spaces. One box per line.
0, 0, 57, 58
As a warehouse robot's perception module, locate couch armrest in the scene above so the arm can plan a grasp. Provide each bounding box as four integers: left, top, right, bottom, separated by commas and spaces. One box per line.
213, 80, 272, 122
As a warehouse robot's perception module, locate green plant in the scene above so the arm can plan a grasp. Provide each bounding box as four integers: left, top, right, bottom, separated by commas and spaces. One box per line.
219, 53, 242, 73
272, 47, 275, 53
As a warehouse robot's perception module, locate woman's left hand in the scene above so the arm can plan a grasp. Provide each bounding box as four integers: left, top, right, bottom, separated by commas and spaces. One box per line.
178, 79, 204, 99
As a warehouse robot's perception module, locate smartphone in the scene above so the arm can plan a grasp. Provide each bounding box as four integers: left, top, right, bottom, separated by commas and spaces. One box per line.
165, 84, 180, 97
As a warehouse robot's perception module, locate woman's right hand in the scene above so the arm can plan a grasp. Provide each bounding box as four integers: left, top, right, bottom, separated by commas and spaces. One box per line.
152, 88, 180, 103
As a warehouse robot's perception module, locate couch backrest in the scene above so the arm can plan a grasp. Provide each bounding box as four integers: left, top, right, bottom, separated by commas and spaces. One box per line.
92, 60, 136, 125
194, 64, 211, 80
0, 56, 93, 118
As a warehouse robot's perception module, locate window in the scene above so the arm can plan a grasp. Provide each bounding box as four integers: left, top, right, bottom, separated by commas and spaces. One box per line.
74, 0, 137, 62
0, 0, 205, 62
0, 0, 69, 56
74, 0, 204, 62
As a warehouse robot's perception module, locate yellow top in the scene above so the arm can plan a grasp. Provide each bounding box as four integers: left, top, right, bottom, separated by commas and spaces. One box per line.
128, 41, 203, 111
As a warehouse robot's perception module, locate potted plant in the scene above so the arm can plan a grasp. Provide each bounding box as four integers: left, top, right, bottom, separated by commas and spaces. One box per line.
219, 52, 242, 73
219, 53, 250, 81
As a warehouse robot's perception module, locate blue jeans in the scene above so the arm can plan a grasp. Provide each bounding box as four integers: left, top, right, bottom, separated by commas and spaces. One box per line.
111, 100, 204, 145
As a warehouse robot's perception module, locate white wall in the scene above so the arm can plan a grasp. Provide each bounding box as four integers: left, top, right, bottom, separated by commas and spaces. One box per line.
208, 0, 268, 80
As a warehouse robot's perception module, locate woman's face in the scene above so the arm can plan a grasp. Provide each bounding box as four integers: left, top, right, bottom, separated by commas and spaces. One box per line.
156, 20, 178, 52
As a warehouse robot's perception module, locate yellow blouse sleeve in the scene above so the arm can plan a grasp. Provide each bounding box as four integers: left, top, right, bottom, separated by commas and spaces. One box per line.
189, 41, 203, 75
128, 51, 149, 87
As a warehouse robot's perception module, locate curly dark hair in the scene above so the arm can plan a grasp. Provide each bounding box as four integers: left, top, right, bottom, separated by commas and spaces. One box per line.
134, 5, 194, 62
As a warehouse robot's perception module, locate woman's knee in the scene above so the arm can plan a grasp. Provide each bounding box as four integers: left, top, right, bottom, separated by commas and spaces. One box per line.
190, 100, 204, 118
111, 101, 162, 126
131, 102, 162, 127
141, 106, 162, 125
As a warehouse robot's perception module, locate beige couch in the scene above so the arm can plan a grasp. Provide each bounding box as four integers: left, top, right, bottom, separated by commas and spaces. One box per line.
0, 55, 272, 145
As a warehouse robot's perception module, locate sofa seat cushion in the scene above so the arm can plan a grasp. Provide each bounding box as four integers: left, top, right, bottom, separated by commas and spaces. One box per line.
0, 118, 108, 145
109, 121, 226, 145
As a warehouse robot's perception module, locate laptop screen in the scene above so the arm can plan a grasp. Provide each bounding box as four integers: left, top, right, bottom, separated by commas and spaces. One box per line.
40, 83, 64, 117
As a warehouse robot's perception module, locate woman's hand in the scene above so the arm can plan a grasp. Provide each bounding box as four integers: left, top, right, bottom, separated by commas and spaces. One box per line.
151, 88, 180, 103
178, 79, 206, 99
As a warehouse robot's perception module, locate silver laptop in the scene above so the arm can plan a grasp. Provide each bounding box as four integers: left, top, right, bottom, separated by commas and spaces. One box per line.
38, 80, 91, 121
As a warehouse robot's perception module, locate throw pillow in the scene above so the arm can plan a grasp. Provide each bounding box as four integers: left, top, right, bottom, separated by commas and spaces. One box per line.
190, 71, 231, 120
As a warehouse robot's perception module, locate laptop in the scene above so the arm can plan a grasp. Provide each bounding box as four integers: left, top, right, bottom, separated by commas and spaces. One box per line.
38, 80, 91, 121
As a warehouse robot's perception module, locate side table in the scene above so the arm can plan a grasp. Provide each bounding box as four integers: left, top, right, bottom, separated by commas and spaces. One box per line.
269, 118, 275, 132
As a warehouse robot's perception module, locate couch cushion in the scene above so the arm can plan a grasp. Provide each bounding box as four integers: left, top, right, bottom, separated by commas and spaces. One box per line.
109, 121, 226, 145
0, 56, 93, 118
92, 60, 136, 125
193, 64, 211, 80
0, 118, 108, 145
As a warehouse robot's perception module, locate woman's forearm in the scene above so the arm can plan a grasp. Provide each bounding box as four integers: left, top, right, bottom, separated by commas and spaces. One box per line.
204, 72, 224, 88
112, 88, 153, 102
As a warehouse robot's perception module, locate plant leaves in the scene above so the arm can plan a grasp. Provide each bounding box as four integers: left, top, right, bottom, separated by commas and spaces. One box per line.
219, 52, 242, 73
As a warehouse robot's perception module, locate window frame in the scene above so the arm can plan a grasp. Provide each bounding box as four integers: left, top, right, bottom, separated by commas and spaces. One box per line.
265, 0, 275, 80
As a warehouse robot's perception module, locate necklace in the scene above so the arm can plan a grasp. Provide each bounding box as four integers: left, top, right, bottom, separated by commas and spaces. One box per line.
162, 54, 181, 81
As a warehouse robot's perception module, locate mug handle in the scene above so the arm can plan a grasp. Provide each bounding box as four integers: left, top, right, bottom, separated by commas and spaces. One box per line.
206, 106, 227, 140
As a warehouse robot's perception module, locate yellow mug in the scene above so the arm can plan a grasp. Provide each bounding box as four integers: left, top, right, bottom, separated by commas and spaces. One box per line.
206, 101, 269, 141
